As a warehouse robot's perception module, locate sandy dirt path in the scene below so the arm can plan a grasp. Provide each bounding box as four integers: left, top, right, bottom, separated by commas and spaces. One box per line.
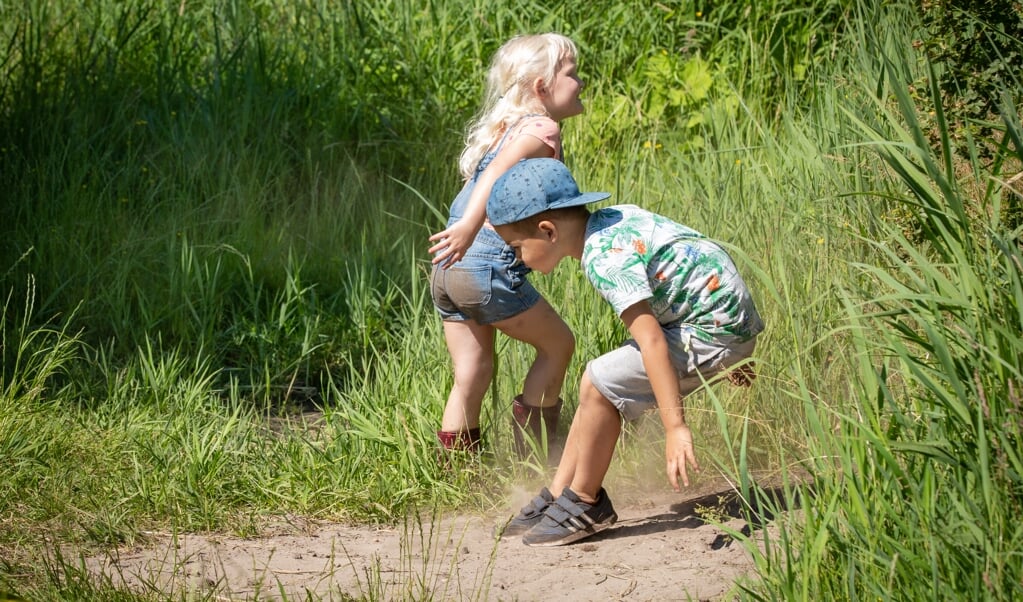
87, 480, 767, 601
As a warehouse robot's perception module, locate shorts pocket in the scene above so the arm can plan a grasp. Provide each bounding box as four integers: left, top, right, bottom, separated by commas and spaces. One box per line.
441, 265, 493, 308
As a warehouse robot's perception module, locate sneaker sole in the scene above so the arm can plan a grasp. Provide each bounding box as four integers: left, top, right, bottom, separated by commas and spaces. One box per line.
521, 512, 618, 547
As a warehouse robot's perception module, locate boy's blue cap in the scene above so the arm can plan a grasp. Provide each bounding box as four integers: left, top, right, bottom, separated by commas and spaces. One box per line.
487, 158, 610, 226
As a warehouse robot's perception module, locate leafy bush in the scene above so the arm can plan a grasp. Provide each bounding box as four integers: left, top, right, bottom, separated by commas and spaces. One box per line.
919, 0, 1023, 122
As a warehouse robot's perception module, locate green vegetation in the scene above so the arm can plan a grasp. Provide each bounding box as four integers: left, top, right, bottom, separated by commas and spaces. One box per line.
1, 0, 1020, 599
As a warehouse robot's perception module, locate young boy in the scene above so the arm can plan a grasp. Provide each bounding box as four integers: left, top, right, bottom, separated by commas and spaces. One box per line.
486, 158, 764, 547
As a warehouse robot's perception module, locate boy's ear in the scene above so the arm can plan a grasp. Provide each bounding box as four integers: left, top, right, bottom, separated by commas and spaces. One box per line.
538, 220, 557, 241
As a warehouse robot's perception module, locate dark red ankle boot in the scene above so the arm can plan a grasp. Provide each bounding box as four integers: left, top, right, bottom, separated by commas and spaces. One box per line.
436, 428, 482, 453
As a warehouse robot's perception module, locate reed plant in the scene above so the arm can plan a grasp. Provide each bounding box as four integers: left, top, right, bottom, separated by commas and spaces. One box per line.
729, 5, 1023, 600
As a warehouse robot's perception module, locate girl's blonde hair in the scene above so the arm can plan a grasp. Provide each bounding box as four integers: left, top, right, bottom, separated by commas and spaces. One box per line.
458, 33, 578, 180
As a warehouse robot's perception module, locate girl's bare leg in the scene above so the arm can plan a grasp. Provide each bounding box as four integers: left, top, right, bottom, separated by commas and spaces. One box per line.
440, 319, 495, 432
492, 297, 574, 407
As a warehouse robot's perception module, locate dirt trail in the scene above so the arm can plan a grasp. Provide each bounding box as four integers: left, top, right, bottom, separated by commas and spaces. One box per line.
88, 479, 767, 601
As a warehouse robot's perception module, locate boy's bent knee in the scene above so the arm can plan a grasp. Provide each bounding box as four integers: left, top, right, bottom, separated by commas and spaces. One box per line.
578, 373, 613, 409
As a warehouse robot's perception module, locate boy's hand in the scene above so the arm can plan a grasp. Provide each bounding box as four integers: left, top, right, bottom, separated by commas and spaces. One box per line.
727, 362, 756, 387
428, 220, 478, 267
665, 423, 700, 490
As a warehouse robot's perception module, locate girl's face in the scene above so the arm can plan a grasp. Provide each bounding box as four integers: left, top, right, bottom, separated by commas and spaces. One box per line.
542, 57, 584, 121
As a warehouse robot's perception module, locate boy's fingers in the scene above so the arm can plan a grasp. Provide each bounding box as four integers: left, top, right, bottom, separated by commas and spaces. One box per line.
673, 455, 691, 488
667, 459, 680, 491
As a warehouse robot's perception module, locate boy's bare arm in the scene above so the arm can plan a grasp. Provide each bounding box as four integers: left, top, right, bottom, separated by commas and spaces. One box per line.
620, 301, 700, 490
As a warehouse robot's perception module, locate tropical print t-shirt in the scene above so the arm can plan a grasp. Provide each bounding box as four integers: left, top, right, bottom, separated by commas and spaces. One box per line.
582, 205, 764, 343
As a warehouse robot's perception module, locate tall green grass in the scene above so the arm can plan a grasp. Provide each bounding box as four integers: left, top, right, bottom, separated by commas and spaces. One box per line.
5, 0, 1021, 600
730, 5, 1023, 599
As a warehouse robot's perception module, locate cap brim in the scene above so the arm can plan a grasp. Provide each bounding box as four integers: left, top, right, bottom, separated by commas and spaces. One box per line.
549, 191, 611, 210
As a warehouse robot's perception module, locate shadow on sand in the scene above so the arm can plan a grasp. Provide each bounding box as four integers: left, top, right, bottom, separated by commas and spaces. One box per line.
595, 484, 804, 548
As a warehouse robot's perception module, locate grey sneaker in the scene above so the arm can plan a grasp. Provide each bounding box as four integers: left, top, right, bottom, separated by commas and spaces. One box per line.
522, 487, 617, 547
496, 487, 555, 537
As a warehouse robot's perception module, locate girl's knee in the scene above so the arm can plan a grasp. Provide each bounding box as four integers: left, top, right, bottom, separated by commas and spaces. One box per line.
549, 320, 575, 351
533, 300, 574, 350
563, 328, 576, 354
551, 327, 575, 359
452, 355, 493, 384
531, 327, 574, 364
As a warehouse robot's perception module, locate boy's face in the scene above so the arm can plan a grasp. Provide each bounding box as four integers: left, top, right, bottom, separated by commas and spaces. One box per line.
494, 222, 561, 274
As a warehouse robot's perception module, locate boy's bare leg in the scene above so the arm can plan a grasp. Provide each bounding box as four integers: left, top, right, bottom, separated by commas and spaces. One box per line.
440, 319, 495, 432
493, 297, 574, 407
549, 372, 621, 503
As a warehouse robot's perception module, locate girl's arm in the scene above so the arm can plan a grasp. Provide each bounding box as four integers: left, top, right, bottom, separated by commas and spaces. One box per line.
429, 133, 556, 268
620, 300, 700, 490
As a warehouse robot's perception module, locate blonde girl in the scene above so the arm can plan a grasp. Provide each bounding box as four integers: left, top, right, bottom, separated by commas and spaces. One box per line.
428, 33, 585, 457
